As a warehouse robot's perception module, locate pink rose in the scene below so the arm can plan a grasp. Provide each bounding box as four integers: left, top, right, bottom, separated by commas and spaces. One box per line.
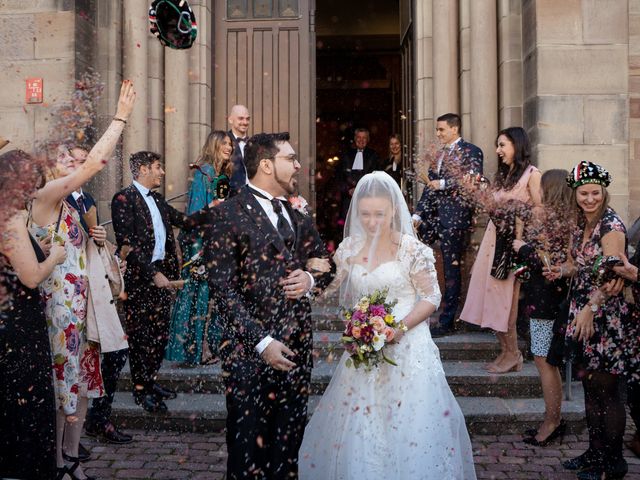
351, 326, 362, 339
383, 326, 395, 341
371, 316, 385, 332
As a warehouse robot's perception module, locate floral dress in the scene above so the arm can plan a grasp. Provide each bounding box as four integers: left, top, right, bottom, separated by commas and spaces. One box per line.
30, 201, 103, 415
566, 207, 629, 374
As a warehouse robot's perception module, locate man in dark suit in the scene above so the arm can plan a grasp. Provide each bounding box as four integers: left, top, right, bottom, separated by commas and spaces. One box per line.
204, 132, 332, 480
227, 104, 251, 193
413, 113, 483, 336
111, 151, 185, 413
336, 127, 380, 223
65, 146, 132, 445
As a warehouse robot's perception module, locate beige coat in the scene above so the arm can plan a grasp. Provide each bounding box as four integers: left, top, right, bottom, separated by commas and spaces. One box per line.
86, 239, 128, 353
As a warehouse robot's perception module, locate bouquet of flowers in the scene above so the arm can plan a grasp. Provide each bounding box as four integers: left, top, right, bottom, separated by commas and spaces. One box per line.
341, 288, 406, 370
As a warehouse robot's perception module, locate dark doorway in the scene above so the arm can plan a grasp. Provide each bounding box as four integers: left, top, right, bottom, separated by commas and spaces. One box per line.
314, 0, 402, 251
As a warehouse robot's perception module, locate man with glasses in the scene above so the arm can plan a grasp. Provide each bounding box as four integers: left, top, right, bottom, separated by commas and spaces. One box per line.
204, 132, 333, 480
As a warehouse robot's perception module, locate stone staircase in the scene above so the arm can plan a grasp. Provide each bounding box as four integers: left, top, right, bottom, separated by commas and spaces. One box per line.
110, 306, 586, 435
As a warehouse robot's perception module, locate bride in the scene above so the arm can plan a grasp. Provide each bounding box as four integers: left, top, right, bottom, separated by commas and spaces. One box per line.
299, 172, 476, 479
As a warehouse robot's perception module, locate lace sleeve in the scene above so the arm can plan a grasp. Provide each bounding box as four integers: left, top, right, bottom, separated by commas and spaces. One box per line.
314, 236, 356, 302
406, 237, 441, 308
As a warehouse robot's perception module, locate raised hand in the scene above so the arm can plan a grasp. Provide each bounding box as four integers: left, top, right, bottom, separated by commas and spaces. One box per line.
115, 80, 136, 121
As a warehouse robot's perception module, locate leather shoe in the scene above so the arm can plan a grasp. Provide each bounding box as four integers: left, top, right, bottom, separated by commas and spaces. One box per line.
85, 421, 133, 444
152, 382, 177, 400
562, 452, 598, 471
62, 443, 91, 464
134, 392, 168, 413
430, 325, 455, 338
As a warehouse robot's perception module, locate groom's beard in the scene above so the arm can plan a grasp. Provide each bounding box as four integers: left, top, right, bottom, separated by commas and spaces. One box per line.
273, 165, 297, 195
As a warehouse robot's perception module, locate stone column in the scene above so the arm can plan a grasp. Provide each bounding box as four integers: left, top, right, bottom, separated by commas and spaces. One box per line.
458, 0, 471, 134
414, 0, 434, 150
497, 0, 523, 128
164, 48, 190, 209
122, 0, 149, 186
148, 38, 165, 162
469, 0, 498, 178
432, 0, 459, 117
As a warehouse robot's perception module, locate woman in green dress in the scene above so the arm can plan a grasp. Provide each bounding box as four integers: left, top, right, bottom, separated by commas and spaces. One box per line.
166, 130, 233, 365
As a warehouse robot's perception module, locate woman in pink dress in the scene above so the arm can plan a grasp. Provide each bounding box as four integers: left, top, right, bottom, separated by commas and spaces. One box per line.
460, 127, 541, 374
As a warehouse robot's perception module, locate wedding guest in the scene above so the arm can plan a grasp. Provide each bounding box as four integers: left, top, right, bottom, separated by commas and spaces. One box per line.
0, 149, 66, 480
382, 133, 403, 187
28, 80, 136, 480
551, 161, 628, 479
612, 244, 640, 458
111, 151, 187, 413
166, 130, 233, 365
227, 105, 251, 192
460, 127, 541, 373
413, 113, 484, 336
512, 169, 572, 446
63, 146, 132, 446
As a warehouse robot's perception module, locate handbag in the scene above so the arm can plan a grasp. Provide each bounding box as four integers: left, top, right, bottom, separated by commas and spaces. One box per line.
98, 240, 124, 298
546, 275, 573, 367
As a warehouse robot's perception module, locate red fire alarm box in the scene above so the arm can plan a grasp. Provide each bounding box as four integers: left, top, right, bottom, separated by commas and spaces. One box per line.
26, 78, 43, 104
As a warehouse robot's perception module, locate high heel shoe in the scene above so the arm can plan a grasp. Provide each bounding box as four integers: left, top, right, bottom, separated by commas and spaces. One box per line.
61, 456, 96, 480
487, 352, 523, 374
523, 420, 566, 446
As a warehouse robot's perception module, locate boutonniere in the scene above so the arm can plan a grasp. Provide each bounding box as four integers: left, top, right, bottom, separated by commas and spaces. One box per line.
288, 195, 309, 215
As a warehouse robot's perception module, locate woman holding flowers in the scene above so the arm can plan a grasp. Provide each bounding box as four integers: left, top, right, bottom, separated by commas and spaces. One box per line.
299, 171, 475, 479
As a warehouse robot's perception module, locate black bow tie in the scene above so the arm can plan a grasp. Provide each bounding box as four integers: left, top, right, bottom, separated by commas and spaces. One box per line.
146, 190, 154, 197
237, 137, 248, 143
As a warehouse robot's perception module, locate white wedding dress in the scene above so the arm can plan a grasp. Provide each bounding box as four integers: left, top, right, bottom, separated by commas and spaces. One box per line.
299, 234, 476, 480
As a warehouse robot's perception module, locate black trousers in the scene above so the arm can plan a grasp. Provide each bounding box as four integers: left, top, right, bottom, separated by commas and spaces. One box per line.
224, 358, 311, 480
437, 227, 467, 327
86, 348, 128, 428
123, 271, 173, 394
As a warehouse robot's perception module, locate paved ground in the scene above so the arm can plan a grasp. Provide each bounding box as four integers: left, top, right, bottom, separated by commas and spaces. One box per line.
82, 427, 640, 480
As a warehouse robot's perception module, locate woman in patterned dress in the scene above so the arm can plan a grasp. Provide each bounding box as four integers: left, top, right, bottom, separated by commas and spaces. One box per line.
548, 161, 628, 480
166, 130, 233, 365
29, 81, 136, 480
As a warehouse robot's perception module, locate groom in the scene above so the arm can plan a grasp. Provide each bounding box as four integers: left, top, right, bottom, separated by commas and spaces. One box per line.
204, 132, 332, 479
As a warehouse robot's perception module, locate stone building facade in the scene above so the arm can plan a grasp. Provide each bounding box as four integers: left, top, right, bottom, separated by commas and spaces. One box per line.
0, 0, 637, 225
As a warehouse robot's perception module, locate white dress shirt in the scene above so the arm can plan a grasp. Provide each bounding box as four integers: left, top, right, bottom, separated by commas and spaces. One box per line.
133, 180, 166, 263
247, 181, 315, 355
352, 150, 364, 170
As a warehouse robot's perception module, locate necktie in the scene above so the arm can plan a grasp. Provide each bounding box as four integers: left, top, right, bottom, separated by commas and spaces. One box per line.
76, 194, 86, 214
249, 188, 295, 250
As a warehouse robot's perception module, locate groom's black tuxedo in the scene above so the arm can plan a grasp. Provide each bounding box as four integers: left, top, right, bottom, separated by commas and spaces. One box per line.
204, 186, 332, 480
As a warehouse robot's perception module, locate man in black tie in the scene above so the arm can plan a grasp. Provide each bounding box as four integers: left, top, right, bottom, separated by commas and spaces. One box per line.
336, 127, 380, 225
227, 104, 251, 193
204, 132, 333, 479
111, 151, 186, 413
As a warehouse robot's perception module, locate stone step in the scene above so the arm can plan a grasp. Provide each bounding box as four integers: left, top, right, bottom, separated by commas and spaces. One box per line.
110, 389, 586, 436
118, 357, 557, 398
314, 330, 525, 361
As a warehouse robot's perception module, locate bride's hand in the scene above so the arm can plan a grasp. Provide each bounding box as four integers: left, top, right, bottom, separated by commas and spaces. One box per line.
390, 328, 405, 344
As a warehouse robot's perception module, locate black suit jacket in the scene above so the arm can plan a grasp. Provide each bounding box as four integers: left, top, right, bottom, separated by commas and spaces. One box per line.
416, 138, 483, 238
228, 131, 248, 194
204, 186, 332, 372
66, 190, 97, 232
111, 184, 186, 291
336, 146, 380, 193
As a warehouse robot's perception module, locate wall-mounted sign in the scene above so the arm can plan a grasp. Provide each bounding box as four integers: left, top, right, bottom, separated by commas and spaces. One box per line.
26, 78, 43, 104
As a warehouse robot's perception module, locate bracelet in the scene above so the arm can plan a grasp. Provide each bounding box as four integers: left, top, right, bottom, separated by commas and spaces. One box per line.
113, 116, 127, 124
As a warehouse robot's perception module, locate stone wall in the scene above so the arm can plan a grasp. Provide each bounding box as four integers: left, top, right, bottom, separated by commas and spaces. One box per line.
523, 0, 630, 222
629, 0, 640, 224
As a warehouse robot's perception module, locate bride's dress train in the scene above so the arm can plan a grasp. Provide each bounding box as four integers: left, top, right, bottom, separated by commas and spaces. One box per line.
299, 235, 476, 479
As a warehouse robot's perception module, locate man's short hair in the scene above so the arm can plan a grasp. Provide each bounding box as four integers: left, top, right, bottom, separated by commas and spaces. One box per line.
354, 128, 370, 138
436, 113, 461, 130
244, 132, 290, 179
130, 151, 161, 178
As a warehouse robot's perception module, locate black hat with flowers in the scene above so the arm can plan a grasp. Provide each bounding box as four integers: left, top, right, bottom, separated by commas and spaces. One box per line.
566, 161, 612, 189
149, 0, 198, 50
